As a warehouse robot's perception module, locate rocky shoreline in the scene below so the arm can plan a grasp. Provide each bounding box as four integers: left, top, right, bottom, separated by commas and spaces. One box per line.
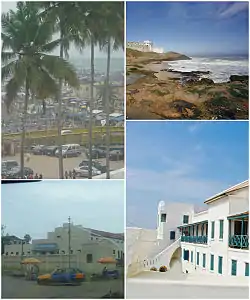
126, 49, 249, 120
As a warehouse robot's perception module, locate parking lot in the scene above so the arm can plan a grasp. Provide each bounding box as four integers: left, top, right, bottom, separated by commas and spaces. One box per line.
2, 275, 124, 299
2, 154, 124, 179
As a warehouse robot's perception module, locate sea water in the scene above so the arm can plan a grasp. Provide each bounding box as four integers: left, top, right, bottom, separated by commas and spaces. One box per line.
167, 55, 249, 83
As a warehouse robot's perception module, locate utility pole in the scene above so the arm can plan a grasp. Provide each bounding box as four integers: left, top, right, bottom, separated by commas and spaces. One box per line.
68, 216, 71, 268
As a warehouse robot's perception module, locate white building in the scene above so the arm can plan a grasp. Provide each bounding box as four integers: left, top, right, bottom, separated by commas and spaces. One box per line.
127, 180, 249, 279
180, 180, 249, 277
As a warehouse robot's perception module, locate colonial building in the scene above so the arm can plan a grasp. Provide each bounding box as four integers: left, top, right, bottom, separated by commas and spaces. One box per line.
180, 180, 249, 277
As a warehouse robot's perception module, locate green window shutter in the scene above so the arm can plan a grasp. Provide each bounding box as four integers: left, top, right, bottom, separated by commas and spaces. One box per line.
219, 220, 224, 239
197, 252, 199, 265
231, 260, 237, 276
245, 263, 249, 276
218, 256, 223, 274
202, 254, 206, 268
183, 215, 189, 224
211, 221, 215, 239
210, 254, 214, 271
191, 251, 193, 263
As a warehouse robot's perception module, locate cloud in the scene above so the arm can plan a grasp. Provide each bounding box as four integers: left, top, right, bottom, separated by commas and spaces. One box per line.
219, 2, 248, 19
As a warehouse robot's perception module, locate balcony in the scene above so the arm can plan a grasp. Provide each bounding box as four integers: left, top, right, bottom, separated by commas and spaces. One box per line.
228, 235, 249, 249
181, 235, 207, 244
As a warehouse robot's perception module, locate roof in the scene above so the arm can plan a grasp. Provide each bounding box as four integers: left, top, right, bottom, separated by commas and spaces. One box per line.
93, 168, 124, 179
2, 235, 23, 242
204, 180, 248, 204
86, 228, 124, 241
227, 211, 249, 219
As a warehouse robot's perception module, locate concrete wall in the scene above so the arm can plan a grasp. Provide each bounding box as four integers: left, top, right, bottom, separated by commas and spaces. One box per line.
228, 249, 249, 277
229, 187, 248, 216
192, 210, 208, 223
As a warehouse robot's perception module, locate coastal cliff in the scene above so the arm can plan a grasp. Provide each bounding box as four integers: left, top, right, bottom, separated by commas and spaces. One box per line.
126, 49, 248, 120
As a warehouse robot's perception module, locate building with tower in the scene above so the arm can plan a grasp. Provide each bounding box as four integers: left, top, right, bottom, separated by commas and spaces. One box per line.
127, 180, 249, 279
127, 40, 164, 53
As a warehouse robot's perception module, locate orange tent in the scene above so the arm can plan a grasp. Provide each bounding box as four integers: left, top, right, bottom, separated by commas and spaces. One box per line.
97, 257, 117, 264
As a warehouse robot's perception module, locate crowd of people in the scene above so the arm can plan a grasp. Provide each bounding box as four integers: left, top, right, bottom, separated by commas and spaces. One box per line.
64, 170, 77, 179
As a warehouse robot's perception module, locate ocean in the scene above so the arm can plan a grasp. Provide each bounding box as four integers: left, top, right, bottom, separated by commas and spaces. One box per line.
166, 55, 249, 83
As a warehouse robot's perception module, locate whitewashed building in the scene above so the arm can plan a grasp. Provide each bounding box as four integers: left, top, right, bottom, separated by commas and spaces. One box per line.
127, 180, 249, 279
180, 180, 249, 277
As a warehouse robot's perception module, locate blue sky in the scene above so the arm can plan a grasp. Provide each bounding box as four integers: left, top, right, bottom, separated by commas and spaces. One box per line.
126, 121, 249, 229
126, 1, 249, 56
2, 181, 124, 239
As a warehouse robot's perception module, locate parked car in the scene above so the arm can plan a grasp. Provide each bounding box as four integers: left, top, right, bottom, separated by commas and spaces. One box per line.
37, 267, 85, 285
7, 167, 34, 179
32, 145, 46, 155
85, 147, 106, 159
79, 160, 107, 174
109, 149, 124, 161
2, 160, 19, 171
44, 146, 59, 156
73, 166, 101, 177
61, 130, 73, 135
55, 144, 81, 158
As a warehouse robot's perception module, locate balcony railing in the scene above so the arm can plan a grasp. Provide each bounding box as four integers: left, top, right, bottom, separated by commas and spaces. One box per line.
228, 235, 249, 249
181, 235, 207, 244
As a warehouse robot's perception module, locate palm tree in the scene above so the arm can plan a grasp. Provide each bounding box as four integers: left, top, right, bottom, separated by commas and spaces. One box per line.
101, 2, 124, 179
2, 2, 79, 178
37, 1, 83, 179
96, 84, 118, 111
23, 234, 31, 244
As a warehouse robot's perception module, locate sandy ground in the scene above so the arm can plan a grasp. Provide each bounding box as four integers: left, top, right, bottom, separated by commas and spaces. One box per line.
2, 154, 124, 179
2, 275, 124, 299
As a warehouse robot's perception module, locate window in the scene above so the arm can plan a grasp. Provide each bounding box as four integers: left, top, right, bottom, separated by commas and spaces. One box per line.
210, 254, 214, 271
170, 231, 175, 240
197, 252, 199, 266
191, 251, 193, 263
183, 249, 189, 261
5, 252, 8, 256
113, 250, 116, 255
218, 256, 223, 274
16, 252, 19, 255
219, 220, 224, 239
245, 263, 249, 276
161, 214, 166, 222
203, 254, 206, 268
231, 260, 237, 276
183, 215, 189, 224
211, 222, 215, 239
86, 254, 93, 263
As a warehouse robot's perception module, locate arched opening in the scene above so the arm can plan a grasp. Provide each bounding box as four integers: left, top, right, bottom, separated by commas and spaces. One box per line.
169, 247, 182, 275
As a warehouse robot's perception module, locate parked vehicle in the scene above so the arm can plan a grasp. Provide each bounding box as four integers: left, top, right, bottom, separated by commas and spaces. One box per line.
61, 129, 73, 135
7, 167, 34, 178
85, 146, 106, 159
37, 268, 85, 285
91, 269, 119, 280
2, 160, 19, 171
55, 144, 81, 158
32, 145, 46, 155
44, 146, 59, 156
73, 166, 101, 177
109, 149, 124, 161
79, 160, 107, 174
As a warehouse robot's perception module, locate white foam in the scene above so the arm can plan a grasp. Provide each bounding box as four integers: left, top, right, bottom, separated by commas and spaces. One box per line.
166, 57, 249, 83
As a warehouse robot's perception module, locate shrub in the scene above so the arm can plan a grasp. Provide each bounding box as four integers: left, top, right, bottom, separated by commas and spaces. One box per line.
150, 267, 157, 271
159, 266, 167, 272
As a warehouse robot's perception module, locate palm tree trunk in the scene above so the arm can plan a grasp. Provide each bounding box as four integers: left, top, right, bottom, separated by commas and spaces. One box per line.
57, 31, 64, 179
88, 36, 94, 179
105, 38, 111, 179
20, 79, 29, 178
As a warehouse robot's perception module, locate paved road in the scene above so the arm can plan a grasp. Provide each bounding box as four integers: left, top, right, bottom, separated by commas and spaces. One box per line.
2, 276, 124, 299
126, 279, 249, 299
2, 154, 124, 179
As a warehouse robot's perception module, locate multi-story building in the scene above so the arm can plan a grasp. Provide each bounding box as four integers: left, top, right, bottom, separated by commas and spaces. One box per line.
127, 180, 249, 279
127, 40, 164, 53
3, 223, 124, 260
179, 180, 249, 277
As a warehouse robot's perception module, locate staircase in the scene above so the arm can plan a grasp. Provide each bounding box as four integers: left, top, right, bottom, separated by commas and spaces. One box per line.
143, 238, 181, 270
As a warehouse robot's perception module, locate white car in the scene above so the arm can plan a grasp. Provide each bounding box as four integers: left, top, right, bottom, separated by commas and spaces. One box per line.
73, 166, 101, 178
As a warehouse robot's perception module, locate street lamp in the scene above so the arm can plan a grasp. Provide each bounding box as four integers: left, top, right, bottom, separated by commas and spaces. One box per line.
68, 216, 71, 268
